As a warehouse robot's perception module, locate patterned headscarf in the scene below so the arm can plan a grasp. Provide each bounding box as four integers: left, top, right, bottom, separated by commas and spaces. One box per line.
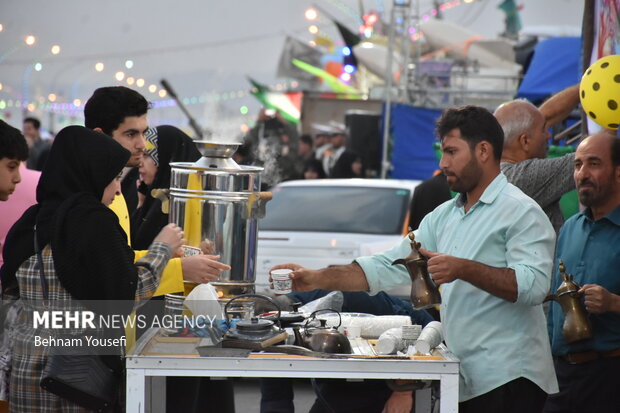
144, 126, 159, 167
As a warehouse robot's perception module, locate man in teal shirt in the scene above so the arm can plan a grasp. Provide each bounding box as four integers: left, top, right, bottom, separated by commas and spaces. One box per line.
544, 132, 620, 413
273, 106, 557, 412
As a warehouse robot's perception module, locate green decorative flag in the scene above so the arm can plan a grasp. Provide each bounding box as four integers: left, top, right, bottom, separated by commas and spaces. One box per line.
247, 77, 301, 124
291, 59, 361, 96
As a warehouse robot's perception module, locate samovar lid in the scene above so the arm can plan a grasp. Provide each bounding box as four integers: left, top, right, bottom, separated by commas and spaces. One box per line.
194, 141, 239, 158
191, 140, 244, 170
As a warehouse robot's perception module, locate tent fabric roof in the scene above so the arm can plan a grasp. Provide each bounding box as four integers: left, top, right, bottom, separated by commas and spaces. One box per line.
517, 36, 581, 103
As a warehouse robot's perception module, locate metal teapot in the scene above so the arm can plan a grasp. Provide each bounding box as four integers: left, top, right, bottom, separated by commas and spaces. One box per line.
392, 231, 441, 310
545, 260, 593, 344
293, 309, 352, 354
224, 294, 284, 343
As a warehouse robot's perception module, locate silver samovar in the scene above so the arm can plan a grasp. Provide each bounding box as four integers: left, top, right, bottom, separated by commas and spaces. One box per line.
168, 141, 271, 300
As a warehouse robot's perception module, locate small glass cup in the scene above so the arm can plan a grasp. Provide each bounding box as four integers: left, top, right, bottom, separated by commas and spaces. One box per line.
164, 293, 186, 334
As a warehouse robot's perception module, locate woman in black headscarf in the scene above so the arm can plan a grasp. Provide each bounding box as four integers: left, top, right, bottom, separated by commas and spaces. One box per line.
130, 125, 234, 413
131, 125, 202, 250
1, 126, 183, 412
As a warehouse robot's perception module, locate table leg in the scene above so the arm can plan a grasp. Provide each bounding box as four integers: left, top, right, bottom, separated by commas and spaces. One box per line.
439, 374, 459, 413
126, 368, 146, 412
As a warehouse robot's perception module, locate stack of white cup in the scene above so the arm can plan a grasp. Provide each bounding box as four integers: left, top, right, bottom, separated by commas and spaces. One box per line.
414, 321, 443, 354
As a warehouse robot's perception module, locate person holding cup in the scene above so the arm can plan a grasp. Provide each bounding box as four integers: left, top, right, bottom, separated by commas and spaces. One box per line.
1, 126, 183, 411
272, 106, 557, 413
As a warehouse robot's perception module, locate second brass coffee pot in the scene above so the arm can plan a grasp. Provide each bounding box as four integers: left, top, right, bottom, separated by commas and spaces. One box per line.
392, 231, 441, 310
545, 260, 593, 344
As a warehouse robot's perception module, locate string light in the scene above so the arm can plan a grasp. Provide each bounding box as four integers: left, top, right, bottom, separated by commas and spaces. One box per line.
27, 103, 35, 112
125, 60, 134, 69
25, 35, 36, 46
309, 25, 319, 34
48, 93, 56, 102
34, 62, 42, 71
158, 89, 167, 98
73, 98, 81, 107
51, 45, 61, 55
115, 71, 125, 81
0, 24, 3, 32
136, 78, 145, 87
95, 62, 104, 72
148, 84, 157, 93
0, 83, 3, 91
126, 77, 135, 85
305, 8, 318, 20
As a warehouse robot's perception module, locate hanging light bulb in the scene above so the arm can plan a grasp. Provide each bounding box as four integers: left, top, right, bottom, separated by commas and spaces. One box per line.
305, 8, 318, 21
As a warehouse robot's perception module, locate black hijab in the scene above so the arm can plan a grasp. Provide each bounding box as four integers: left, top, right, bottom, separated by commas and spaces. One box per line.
0, 126, 136, 306
131, 125, 201, 249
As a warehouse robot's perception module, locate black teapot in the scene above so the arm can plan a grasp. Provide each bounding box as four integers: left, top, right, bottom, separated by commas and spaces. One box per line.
293, 309, 352, 354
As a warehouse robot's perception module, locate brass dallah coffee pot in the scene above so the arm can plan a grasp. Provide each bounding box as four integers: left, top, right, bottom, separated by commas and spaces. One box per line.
392, 231, 441, 310
545, 260, 593, 344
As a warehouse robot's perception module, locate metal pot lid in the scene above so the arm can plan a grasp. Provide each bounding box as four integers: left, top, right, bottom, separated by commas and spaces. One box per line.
236, 317, 274, 333
194, 141, 239, 158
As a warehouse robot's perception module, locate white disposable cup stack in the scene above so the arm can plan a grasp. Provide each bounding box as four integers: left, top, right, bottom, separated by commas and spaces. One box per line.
376, 327, 404, 355
415, 321, 443, 354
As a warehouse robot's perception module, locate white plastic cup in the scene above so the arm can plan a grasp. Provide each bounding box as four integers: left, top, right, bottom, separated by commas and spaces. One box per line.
343, 325, 361, 339
270, 269, 293, 295
415, 321, 443, 354
182, 245, 201, 257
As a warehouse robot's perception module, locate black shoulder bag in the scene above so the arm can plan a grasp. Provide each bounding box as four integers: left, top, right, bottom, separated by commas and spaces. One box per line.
35, 228, 119, 412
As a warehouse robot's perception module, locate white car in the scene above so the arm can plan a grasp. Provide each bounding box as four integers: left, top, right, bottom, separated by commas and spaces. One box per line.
255, 178, 422, 298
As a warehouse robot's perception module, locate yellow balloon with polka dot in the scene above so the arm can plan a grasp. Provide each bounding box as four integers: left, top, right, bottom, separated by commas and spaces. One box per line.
580, 54, 620, 129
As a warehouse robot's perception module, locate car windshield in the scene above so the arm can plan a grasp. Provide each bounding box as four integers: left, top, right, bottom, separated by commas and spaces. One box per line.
260, 185, 411, 234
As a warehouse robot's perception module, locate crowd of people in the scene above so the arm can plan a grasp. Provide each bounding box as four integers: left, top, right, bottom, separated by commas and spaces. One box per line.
241, 109, 365, 188
0, 80, 618, 413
